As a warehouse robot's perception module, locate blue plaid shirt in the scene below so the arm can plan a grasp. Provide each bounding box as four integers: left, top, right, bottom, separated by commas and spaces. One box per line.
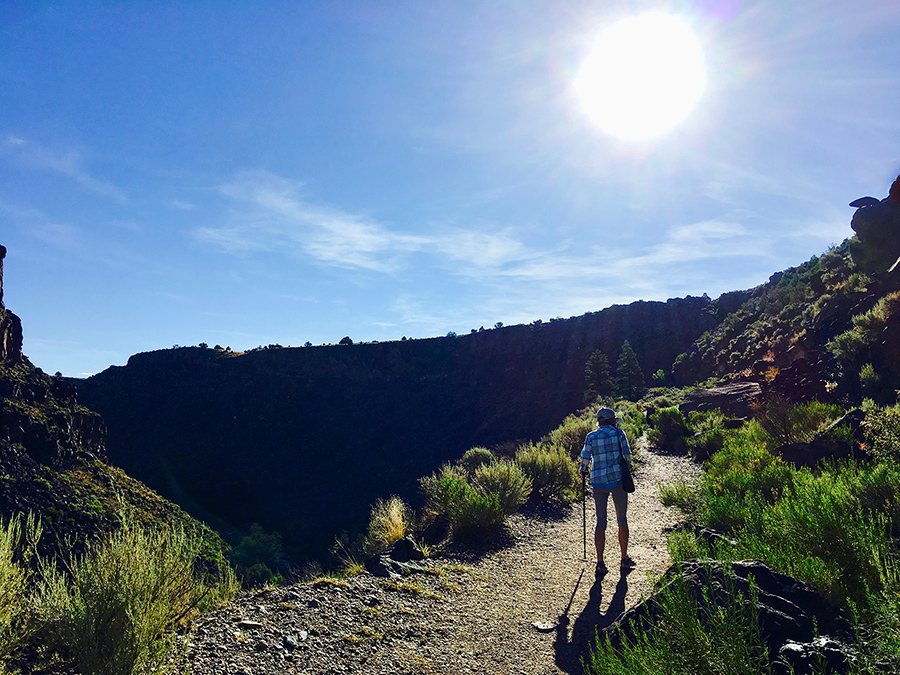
580, 425, 632, 489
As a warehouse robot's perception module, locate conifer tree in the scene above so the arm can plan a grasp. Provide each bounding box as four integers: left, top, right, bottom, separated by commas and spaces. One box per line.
614, 340, 646, 401
584, 349, 611, 402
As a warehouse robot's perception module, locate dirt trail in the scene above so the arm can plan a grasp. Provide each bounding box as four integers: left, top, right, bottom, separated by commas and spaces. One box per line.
425, 443, 701, 674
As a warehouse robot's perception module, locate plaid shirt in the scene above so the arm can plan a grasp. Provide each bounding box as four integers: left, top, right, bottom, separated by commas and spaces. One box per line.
580, 425, 631, 489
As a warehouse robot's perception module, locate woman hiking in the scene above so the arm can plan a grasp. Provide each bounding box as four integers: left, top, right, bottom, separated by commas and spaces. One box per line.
580, 407, 634, 576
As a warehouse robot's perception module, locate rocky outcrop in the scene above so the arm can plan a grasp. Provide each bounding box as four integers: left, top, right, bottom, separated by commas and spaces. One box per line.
775, 409, 869, 468
0, 244, 23, 364
602, 559, 855, 675
679, 381, 762, 417
850, 176, 900, 272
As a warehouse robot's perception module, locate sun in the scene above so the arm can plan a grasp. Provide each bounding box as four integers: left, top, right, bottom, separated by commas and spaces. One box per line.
574, 12, 706, 141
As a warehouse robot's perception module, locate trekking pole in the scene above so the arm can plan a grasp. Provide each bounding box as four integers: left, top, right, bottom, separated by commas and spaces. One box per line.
581, 472, 587, 562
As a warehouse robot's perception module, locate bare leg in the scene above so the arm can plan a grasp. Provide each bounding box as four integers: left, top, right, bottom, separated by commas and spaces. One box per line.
594, 526, 606, 564
618, 524, 629, 560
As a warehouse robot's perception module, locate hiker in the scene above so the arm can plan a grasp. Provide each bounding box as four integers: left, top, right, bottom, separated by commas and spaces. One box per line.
580, 407, 634, 575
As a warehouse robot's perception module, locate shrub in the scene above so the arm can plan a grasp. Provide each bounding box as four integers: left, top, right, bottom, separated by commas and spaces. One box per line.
616, 401, 646, 445
38, 519, 234, 675
458, 447, 494, 475
437, 477, 505, 541
647, 407, 690, 453
230, 524, 283, 587
752, 396, 843, 445
658, 480, 703, 524
515, 444, 579, 502
0, 514, 40, 662
866, 405, 900, 461
419, 462, 468, 512
686, 427, 725, 462
365, 496, 413, 555
585, 563, 769, 675
472, 460, 532, 515
547, 415, 595, 459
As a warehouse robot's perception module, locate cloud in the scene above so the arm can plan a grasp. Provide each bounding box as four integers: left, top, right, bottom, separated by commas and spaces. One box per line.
195, 170, 534, 274
1, 136, 127, 204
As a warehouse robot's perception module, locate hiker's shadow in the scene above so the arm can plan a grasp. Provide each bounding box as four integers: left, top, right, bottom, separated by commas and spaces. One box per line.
553, 569, 631, 673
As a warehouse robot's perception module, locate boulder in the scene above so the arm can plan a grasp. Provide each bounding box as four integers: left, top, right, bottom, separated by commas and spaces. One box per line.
849, 180, 900, 272
774, 409, 869, 468
601, 559, 854, 675
364, 537, 427, 578
680, 382, 762, 417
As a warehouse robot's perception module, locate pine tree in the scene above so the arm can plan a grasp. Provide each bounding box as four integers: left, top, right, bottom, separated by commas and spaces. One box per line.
614, 340, 646, 401
584, 349, 611, 402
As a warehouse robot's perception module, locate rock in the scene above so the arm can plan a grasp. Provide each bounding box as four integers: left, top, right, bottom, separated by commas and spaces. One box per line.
775, 409, 869, 468
679, 382, 762, 417
776, 636, 851, 675
532, 620, 557, 632
237, 620, 263, 630
601, 559, 854, 675
365, 537, 428, 578
850, 181, 900, 272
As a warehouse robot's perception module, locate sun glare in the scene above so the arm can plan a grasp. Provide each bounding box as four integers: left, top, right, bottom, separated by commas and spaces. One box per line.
575, 12, 706, 141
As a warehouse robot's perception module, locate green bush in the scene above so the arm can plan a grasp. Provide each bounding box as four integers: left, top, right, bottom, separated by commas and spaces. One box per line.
827, 291, 900, 363
547, 414, 595, 459
437, 477, 505, 541
0, 514, 40, 662
647, 407, 690, 453
585, 563, 769, 675
38, 519, 235, 675
686, 427, 725, 462
658, 480, 703, 524
364, 495, 413, 555
616, 401, 646, 444
866, 405, 900, 461
752, 396, 843, 445
514, 444, 579, 502
458, 447, 494, 475
419, 462, 468, 512
472, 460, 532, 515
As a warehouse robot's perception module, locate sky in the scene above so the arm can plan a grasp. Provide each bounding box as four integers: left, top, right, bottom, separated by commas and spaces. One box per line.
1, 0, 899, 377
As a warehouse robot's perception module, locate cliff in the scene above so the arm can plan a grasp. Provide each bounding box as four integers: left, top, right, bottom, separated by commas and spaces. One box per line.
76, 294, 725, 562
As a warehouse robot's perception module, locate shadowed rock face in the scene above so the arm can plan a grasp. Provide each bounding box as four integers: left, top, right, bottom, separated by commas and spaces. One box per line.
77, 295, 724, 561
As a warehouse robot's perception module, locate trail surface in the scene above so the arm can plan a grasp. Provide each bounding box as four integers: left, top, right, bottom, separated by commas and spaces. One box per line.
183, 445, 700, 674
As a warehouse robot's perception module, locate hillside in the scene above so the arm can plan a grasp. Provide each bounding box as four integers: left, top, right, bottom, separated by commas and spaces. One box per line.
76, 294, 724, 563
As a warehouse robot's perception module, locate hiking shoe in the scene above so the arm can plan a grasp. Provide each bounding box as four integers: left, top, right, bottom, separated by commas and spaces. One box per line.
620, 556, 636, 570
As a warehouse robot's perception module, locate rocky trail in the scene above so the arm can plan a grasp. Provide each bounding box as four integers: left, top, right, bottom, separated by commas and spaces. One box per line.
181, 445, 701, 675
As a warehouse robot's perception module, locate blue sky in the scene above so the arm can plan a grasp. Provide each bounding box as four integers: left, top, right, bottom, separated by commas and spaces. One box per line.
2, 0, 899, 377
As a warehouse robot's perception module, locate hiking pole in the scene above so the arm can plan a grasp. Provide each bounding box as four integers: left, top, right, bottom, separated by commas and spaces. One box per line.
581, 471, 587, 562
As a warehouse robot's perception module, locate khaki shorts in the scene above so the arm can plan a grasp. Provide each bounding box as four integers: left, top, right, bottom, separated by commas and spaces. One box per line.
592, 483, 628, 528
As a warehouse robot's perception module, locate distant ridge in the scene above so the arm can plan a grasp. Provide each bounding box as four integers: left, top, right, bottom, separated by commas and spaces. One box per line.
76, 294, 727, 562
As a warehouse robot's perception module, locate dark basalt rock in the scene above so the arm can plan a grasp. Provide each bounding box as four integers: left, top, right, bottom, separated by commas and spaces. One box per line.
774, 409, 868, 469
601, 559, 855, 675
365, 537, 427, 578
679, 381, 762, 417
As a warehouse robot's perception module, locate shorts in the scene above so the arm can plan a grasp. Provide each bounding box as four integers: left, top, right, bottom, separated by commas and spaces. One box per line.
592, 483, 628, 528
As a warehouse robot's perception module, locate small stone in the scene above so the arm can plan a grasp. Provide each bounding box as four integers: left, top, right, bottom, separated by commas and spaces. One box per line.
532, 620, 557, 632
307, 599, 320, 608
238, 620, 263, 629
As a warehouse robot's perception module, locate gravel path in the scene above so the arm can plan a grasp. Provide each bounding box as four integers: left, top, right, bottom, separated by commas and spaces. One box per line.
181, 444, 701, 675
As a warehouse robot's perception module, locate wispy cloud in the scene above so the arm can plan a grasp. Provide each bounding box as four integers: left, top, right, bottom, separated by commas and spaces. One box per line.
194, 170, 534, 274
1, 136, 127, 204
